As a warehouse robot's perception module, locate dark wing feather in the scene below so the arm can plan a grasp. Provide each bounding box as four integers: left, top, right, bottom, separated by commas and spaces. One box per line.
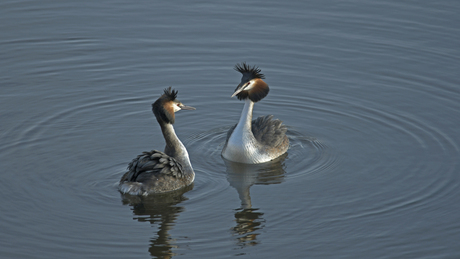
121, 150, 184, 183
251, 115, 288, 147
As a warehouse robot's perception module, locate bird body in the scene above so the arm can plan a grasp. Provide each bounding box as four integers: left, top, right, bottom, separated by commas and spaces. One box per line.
222, 63, 289, 164
119, 87, 195, 195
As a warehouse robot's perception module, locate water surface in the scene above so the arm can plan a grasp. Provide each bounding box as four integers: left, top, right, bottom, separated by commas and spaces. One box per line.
1, 1, 460, 258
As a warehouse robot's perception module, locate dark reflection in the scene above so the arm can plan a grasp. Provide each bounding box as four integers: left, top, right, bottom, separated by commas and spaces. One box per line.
120, 184, 193, 259
223, 154, 287, 247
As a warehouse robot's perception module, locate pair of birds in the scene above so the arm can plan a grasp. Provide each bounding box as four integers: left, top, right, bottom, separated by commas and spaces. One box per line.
119, 63, 289, 195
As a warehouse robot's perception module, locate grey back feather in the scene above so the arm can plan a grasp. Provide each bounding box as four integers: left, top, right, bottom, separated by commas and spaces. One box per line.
122, 150, 184, 182
252, 115, 288, 147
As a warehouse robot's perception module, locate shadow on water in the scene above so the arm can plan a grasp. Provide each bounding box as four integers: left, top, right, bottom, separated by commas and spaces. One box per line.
223, 154, 287, 247
120, 184, 194, 259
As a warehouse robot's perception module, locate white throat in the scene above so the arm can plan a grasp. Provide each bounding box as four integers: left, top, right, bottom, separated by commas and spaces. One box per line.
235, 98, 254, 136
222, 99, 271, 164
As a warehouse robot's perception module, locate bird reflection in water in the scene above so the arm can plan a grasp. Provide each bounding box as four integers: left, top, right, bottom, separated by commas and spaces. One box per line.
120, 184, 193, 259
223, 154, 287, 247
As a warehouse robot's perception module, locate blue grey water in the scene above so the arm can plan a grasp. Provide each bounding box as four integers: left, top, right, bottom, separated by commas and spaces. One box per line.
1, 1, 459, 258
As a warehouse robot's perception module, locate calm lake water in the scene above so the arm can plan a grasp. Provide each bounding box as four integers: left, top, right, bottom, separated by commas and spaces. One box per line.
1, 1, 460, 258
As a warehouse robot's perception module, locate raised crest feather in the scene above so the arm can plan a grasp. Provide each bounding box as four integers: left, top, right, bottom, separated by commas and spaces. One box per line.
234, 63, 269, 102
163, 86, 178, 100
234, 62, 265, 79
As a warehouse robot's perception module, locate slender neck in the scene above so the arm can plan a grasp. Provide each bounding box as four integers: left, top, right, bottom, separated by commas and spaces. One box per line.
159, 122, 191, 168
236, 99, 254, 132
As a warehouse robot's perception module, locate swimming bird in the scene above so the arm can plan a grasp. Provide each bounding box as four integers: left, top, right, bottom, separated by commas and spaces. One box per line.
119, 87, 195, 195
222, 63, 289, 164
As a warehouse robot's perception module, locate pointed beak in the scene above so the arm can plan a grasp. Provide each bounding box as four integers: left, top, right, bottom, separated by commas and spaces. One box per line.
179, 104, 196, 110
231, 82, 250, 98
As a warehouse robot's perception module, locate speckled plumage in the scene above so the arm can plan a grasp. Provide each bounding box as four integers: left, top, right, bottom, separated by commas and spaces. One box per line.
119, 150, 193, 195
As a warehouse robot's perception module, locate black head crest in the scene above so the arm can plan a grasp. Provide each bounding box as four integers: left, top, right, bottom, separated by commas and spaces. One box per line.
163, 86, 178, 101
234, 62, 265, 79
152, 87, 178, 124
233, 63, 269, 102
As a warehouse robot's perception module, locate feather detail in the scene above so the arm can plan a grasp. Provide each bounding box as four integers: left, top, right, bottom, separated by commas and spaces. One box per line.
234, 62, 265, 79
122, 150, 185, 182
252, 115, 288, 147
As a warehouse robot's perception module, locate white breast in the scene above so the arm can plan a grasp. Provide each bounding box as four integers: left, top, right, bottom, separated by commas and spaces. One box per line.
222, 126, 273, 164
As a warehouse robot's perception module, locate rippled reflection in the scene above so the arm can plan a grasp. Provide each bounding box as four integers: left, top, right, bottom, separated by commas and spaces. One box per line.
120, 185, 193, 259
224, 154, 287, 247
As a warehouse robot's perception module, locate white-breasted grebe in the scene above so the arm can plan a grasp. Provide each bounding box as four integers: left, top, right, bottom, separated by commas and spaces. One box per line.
222, 63, 289, 164
119, 87, 195, 195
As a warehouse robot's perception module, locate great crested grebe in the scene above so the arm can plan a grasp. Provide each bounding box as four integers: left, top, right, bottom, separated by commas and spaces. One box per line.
222, 63, 289, 164
119, 87, 195, 195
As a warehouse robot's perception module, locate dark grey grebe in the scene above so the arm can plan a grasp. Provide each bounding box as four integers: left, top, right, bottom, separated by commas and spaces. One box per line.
119, 87, 195, 195
222, 63, 289, 164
